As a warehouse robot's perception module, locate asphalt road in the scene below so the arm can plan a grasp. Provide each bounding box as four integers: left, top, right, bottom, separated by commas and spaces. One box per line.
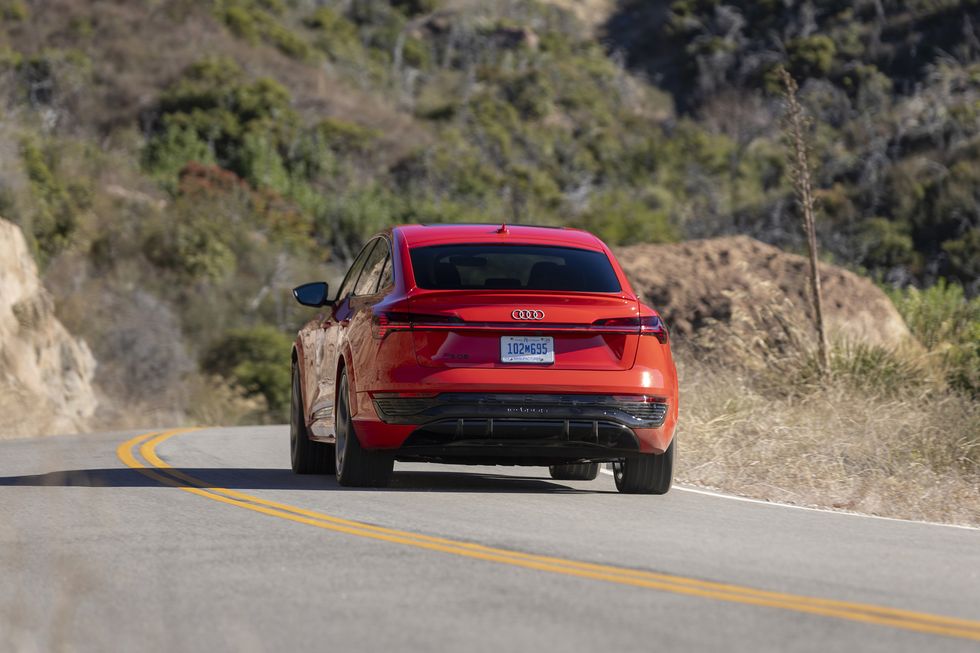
2, 426, 979, 652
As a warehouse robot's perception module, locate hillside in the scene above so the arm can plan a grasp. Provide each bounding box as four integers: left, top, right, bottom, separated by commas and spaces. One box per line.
605, 0, 980, 288
0, 0, 977, 425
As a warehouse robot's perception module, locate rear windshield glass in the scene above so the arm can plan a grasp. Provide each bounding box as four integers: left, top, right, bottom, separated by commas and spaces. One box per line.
409, 245, 621, 292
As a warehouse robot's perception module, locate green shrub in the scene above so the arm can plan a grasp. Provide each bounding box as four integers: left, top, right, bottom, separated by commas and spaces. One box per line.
944, 321, 980, 397
890, 280, 978, 350
216, 0, 312, 59
942, 228, 980, 284
859, 217, 917, 268
0, 0, 28, 22
823, 341, 925, 397
574, 188, 679, 246
236, 130, 291, 194
787, 35, 837, 78
345, 0, 407, 58
304, 6, 363, 61
223, 5, 261, 42
314, 118, 379, 155
146, 58, 299, 191
19, 138, 77, 263
142, 125, 216, 188
265, 21, 313, 60
316, 184, 400, 254
141, 200, 237, 282
499, 69, 553, 120
889, 281, 980, 396
13, 50, 93, 106
202, 326, 293, 420
400, 36, 431, 69
390, 0, 438, 16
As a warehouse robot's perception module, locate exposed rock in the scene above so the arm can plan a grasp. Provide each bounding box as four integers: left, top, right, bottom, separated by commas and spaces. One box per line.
616, 236, 911, 347
0, 218, 97, 437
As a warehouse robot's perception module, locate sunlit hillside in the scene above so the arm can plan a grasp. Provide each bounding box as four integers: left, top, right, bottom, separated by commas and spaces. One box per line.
1, 0, 976, 427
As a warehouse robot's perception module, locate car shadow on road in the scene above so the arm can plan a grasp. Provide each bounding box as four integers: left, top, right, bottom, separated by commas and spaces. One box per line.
0, 467, 612, 494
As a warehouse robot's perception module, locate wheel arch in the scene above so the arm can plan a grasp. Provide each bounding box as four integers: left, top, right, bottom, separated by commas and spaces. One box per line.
335, 350, 350, 415
291, 340, 311, 428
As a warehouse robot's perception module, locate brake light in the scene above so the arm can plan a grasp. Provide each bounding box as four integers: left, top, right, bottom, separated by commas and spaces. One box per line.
591, 315, 668, 343
373, 311, 463, 338
640, 315, 669, 343
591, 317, 637, 328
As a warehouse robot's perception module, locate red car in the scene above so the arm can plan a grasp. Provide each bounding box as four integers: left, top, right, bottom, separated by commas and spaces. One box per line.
290, 224, 678, 493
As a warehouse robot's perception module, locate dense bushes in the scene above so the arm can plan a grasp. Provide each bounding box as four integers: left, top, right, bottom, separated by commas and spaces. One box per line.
608, 0, 980, 287
215, 0, 312, 60
203, 326, 293, 420
144, 57, 299, 186
18, 138, 79, 263
889, 282, 980, 397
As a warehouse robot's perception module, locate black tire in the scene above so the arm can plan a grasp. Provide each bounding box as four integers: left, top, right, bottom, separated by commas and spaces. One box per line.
548, 462, 600, 481
613, 440, 674, 494
290, 363, 335, 474
335, 370, 393, 488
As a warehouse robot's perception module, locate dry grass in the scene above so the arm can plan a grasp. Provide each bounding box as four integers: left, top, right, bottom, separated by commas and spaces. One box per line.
672, 285, 980, 527
676, 360, 980, 525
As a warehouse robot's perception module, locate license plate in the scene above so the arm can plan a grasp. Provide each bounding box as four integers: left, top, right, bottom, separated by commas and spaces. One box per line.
500, 336, 554, 364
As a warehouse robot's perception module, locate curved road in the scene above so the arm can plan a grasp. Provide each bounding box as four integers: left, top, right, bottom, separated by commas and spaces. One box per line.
2, 426, 979, 652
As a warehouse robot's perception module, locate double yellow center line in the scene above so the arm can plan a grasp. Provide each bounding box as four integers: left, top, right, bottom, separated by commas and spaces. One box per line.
118, 429, 980, 642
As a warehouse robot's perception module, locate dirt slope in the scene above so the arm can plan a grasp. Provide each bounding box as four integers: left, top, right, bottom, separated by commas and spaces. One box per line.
616, 236, 911, 347
0, 218, 97, 437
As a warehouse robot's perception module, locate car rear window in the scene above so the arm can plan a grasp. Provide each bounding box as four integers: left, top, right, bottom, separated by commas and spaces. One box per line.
409, 244, 622, 292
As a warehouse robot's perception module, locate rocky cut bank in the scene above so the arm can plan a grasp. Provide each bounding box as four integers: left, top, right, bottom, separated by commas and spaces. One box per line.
0, 218, 97, 437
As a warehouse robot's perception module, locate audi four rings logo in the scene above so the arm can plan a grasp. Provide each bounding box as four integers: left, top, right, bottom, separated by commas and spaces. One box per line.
512, 309, 545, 320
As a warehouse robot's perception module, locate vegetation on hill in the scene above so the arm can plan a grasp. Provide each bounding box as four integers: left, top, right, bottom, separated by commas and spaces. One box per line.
606, 0, 980, 288
0, 0, 977, 431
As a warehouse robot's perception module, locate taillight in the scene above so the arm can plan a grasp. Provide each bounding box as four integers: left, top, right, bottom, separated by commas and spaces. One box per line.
640, 315, 669, 343
373, 311, 462, 338
591, 317, 637, 328
591, 315, 668, 343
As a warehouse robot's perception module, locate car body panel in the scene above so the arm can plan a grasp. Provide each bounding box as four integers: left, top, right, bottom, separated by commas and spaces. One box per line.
293, 224, 678, 462
407, 290, 641, 370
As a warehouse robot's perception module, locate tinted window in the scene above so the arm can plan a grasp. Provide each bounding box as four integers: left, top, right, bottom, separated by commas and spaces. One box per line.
377, 251, 394, 290
409, 245, 621, 293
336, 240, 378, 300
354, 238, 389, 296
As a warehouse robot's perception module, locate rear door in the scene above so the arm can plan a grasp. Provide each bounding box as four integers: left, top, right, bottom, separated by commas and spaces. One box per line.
347, 237, 393, 384
307, 240, 377, 421
405, 244, 640, 370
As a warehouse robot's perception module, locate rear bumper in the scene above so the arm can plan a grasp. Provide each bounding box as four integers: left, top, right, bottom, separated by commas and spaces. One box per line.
352, 335, 679, 457
353, 392, 675, 459
374, 393, 669, 427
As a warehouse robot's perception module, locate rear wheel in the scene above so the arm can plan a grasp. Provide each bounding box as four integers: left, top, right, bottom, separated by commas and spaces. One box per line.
335, 371, 393, 488
613, 440, 674, 494
548, 462, 600, 481
290, 363, 335, 474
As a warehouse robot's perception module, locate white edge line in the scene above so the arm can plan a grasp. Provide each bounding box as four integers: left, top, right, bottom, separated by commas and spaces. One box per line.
598, 468, 980, 532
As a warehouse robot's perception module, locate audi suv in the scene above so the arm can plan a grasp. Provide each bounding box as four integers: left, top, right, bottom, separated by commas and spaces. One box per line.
290, 224, 678, 493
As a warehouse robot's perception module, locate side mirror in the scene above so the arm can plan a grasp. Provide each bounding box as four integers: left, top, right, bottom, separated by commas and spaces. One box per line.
292, 282, 332, 307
